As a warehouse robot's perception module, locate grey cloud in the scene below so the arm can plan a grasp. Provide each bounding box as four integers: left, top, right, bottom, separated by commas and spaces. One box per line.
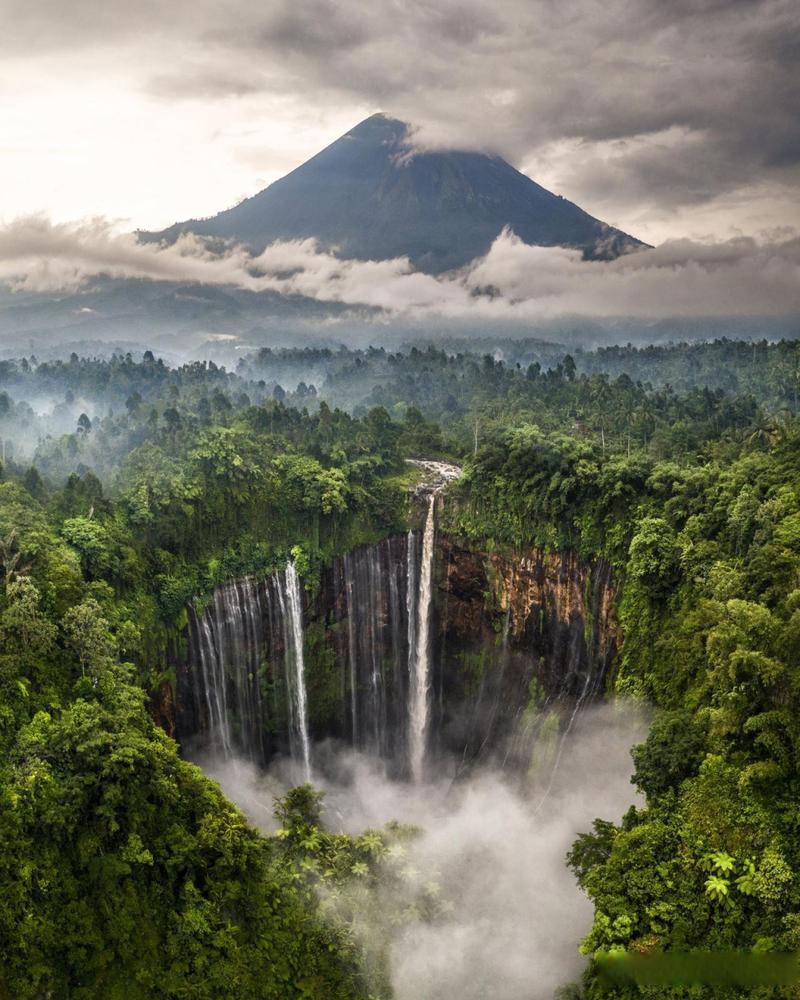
253, 1, 370, 56
462, 230, 800, 318
151, 0, 800, 223
0, 216, 267, 293
8, 0, 797, 227
552, 128, 755, 214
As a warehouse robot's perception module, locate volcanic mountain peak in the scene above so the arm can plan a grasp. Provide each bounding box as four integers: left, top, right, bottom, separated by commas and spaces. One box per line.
143, 114, 646, 272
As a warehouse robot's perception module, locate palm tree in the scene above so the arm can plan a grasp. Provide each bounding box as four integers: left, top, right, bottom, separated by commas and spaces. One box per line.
588, 376, 611, 456
770, 409, 798, 445
745, 417, 778, 450
0, 531, 32, 589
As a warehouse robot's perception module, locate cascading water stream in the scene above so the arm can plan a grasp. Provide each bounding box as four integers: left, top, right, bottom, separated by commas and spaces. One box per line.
189, 576, 268, 762
342, 541, 398, 755
531, 591, 604, 813
195, 611, 231, 757
282, 562, 312, 781
409, 492, 436, 783
343, 553, 359, 746
187, 566, 315, 776
405, 528, 418, 772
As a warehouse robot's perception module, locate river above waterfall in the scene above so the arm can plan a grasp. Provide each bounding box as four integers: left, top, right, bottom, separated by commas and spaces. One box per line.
406, 458, 462, 494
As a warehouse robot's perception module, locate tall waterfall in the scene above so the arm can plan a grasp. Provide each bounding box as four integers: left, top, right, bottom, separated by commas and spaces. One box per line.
337, 515, 439, 780
279, 562, 312, 781
182, 462, 476, 779
186, 566, 312, 776
405, 528, 417, 751
409, 492, 436, 782
343, 555, 359, 747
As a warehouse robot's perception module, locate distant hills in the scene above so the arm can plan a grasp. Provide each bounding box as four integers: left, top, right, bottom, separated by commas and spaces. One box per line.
141, 113, 646, 272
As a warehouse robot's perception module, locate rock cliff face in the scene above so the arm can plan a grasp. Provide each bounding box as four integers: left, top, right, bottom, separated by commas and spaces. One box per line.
172, 529, 620, 775
150, 680, 177, 740
432, 537, 619, 770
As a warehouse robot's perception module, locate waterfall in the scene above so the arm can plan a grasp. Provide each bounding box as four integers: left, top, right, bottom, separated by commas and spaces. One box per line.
336, 493, 439, 781
186, 566, 312, 777
409, 492, 436, 783
343, 552, 359, 746
386, 543, 405, 738
281, 562, 312, 781
341, 537, 408, 758
404, 529, 419, 773
193, 609, 231, 757
366, 545, 384, 752
531, 563, 610, 811
187, 576, 266, 762
183, 460, 465, 779
405, 528, 417, 707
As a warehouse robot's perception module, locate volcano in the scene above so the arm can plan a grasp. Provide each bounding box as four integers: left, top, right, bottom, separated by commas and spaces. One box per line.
142, 114, 646, 272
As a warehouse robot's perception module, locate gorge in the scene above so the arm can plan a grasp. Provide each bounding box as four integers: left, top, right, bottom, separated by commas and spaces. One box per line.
176, 468, 621, 787
176, 469, 637, 999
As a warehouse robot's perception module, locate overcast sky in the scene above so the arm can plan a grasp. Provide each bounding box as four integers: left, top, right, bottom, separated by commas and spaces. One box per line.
1, 0, 798, 246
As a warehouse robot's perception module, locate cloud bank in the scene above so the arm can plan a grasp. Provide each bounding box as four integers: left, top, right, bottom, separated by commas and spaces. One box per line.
1, 215, 798, 319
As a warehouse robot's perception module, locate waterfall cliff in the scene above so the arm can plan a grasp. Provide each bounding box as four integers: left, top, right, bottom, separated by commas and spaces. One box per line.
177, 526, 619, 778
282, 562, 312, 780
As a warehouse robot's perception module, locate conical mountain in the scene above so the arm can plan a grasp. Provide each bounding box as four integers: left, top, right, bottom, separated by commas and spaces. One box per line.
143, 114, 645, 272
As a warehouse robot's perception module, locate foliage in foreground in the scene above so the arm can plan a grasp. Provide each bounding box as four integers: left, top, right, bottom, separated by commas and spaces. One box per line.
0, 486, 374, 999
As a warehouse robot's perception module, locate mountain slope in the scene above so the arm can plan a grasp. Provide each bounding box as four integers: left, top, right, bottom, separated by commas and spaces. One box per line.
142, 114, 646, 272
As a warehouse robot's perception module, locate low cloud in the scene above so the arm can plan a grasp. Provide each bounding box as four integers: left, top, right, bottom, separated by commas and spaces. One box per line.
465, 230, 800, 318
0, 215, 798, 318
0, 216, 260, 293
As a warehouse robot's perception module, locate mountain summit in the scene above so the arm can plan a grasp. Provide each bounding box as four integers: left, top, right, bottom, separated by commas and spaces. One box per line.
143, 114, 645, 272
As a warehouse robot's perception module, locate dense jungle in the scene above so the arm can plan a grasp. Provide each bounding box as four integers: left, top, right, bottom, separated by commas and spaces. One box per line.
1, 336, 800, 998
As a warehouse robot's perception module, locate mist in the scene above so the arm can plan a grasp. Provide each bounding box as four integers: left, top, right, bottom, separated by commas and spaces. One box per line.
194, 700, 647, 999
